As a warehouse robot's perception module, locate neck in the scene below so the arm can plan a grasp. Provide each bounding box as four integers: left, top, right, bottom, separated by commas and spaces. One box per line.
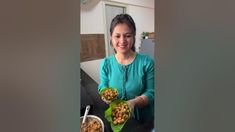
115, 51, 136, 65
116, 51, 134, 60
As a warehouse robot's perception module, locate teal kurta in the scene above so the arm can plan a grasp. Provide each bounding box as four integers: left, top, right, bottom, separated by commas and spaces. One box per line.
98, 53, 155, 122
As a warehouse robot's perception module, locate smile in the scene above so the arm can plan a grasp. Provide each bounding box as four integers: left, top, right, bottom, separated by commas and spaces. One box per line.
118, 45, 127, 48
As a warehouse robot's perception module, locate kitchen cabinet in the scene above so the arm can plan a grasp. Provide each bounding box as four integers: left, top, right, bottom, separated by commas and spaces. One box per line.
80, 34, 105, 62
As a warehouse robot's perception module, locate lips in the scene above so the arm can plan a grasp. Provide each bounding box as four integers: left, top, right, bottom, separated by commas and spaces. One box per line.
118, 45, 127, 48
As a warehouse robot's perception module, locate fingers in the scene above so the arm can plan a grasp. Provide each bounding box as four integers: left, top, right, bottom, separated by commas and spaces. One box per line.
127, 100, 135, 114
101, 96, 111, 104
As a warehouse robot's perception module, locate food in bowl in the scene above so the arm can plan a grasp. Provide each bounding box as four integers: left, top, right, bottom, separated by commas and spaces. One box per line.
100, 88, 118, 102
80, 115, 104, 132
111, 102, 130, 125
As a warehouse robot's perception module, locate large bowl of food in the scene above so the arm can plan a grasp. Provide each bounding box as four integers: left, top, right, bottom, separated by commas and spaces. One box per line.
80, 115, 104, 132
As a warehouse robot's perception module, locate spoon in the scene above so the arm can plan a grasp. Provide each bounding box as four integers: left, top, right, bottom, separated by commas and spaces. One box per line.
82, 105, 90, 124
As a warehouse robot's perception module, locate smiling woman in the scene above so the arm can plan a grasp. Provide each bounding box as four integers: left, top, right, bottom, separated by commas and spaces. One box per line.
98, 14, 155, 124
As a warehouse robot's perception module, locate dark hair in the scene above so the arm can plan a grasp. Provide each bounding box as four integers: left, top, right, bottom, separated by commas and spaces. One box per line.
110, 14, 136, 52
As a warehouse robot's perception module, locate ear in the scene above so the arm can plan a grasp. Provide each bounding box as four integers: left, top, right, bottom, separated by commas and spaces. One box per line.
110, 40, 117, 53
131, 37, 136, 52
110, 40, 113, 47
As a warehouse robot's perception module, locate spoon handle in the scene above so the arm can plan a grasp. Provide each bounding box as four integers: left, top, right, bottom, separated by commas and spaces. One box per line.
82, 105, 90, 124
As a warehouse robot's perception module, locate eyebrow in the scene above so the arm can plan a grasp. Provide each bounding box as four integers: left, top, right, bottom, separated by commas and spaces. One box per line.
113, 32, 132, 35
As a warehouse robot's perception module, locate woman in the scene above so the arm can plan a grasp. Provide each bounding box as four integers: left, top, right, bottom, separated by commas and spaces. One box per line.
98, 14, 154, 122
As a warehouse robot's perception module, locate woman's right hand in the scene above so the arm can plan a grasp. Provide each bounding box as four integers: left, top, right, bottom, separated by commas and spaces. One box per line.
101, 96, 112, 104
100, 88, 118, 104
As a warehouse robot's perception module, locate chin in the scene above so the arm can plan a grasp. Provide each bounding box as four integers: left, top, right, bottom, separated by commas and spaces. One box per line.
116, 50, 130, 54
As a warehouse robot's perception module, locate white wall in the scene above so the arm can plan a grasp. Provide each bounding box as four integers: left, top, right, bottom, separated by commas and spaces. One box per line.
128, 5, 154, 52
81, 0, 104, 34
80, 0, 154, 83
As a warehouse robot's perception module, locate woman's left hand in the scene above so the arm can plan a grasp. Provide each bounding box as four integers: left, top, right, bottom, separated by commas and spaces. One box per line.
127, 99, 136, 114
127, 95, 149, 113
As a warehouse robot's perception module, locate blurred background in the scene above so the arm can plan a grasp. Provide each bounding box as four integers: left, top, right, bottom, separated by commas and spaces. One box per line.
0, 0, 80, 132
156, 0, 235, 132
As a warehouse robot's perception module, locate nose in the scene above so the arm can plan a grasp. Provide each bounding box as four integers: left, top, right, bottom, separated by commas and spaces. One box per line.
120, 35, 126, 43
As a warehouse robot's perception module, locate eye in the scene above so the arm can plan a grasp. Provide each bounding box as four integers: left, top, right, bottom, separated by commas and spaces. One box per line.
114, 35, 120, 38
126, 35, 132, 38
125, 34, 132, 38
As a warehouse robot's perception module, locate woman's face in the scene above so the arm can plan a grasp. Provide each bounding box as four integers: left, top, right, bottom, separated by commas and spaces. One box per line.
111, 23, 134, 54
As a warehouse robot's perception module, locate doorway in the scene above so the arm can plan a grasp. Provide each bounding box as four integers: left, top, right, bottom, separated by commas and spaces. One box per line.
104, 4, 126, 56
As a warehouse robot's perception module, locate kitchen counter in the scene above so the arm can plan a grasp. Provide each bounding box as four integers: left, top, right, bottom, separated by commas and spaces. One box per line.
80, 69, 154, 132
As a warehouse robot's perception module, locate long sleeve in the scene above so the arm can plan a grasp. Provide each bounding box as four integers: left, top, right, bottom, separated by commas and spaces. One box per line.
98, 58, 109, 92
142, 57, 155, 105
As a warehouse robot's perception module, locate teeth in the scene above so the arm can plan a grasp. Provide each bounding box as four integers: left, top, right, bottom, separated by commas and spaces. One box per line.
119, 45, 126, 48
